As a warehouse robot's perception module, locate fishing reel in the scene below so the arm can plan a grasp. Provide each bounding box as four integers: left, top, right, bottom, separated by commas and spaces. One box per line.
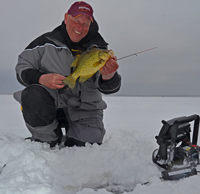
152, 114, 200, 180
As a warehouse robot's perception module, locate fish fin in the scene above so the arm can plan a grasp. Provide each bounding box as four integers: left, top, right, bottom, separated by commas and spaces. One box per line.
99, 67, 103, 73
70, 57, 79, 68
79, 74, 93, 83
63, 75, 76, 90
93, 59, 106, 68
93, 61, 101, 67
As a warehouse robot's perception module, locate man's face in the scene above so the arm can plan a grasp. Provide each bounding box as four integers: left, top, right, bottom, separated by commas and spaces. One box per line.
64, 13, 91, 43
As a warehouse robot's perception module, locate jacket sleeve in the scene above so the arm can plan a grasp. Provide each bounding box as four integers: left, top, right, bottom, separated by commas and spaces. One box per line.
98, 72, 121, 94
15, 34, 47, 86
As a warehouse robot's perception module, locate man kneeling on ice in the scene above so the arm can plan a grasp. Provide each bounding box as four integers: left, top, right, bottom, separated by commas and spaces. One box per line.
13, 1, 121, 147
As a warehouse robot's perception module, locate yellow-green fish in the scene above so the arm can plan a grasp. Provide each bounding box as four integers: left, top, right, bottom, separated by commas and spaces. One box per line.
63, 48, 114, 90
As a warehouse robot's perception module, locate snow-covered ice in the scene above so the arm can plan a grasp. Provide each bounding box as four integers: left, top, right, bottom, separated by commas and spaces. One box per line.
0, 95, 200, 194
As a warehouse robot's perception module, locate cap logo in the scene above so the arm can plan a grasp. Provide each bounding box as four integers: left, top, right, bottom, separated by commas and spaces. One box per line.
78, 6, 90, 13
67, 1, 94, 22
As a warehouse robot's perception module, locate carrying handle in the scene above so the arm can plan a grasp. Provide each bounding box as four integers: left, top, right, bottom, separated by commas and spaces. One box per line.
172, 114, 200, 145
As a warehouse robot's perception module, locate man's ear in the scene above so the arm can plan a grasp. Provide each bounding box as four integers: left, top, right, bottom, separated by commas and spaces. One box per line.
64, 13, 69, 24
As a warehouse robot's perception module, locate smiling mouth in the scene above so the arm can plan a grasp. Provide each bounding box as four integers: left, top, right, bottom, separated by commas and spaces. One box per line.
74, 30, 81, 35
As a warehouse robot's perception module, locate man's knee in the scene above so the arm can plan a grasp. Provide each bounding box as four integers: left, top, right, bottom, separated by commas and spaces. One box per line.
21, 85, 57, 127
66, 118, 105, 146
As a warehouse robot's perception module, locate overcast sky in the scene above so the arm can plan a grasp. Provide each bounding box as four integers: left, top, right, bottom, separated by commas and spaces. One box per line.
0, 0, 199, 96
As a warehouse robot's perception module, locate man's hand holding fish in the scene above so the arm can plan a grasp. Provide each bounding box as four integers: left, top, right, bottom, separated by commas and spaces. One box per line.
101, 55, 119, 81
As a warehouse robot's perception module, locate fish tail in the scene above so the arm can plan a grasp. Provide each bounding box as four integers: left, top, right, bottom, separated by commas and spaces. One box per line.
63, 75, 76, 90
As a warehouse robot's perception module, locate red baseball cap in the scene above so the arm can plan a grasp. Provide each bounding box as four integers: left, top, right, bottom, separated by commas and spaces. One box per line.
67, 1, 93, 22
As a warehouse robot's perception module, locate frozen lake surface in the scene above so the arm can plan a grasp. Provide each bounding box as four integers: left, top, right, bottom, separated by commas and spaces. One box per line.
0, 95, 200, 194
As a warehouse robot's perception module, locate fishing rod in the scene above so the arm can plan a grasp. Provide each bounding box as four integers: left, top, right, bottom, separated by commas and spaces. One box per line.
117, 47, 157, 60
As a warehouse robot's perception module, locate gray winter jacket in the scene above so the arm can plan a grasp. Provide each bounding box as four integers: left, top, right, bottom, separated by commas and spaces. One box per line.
14, 21, 121, 122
